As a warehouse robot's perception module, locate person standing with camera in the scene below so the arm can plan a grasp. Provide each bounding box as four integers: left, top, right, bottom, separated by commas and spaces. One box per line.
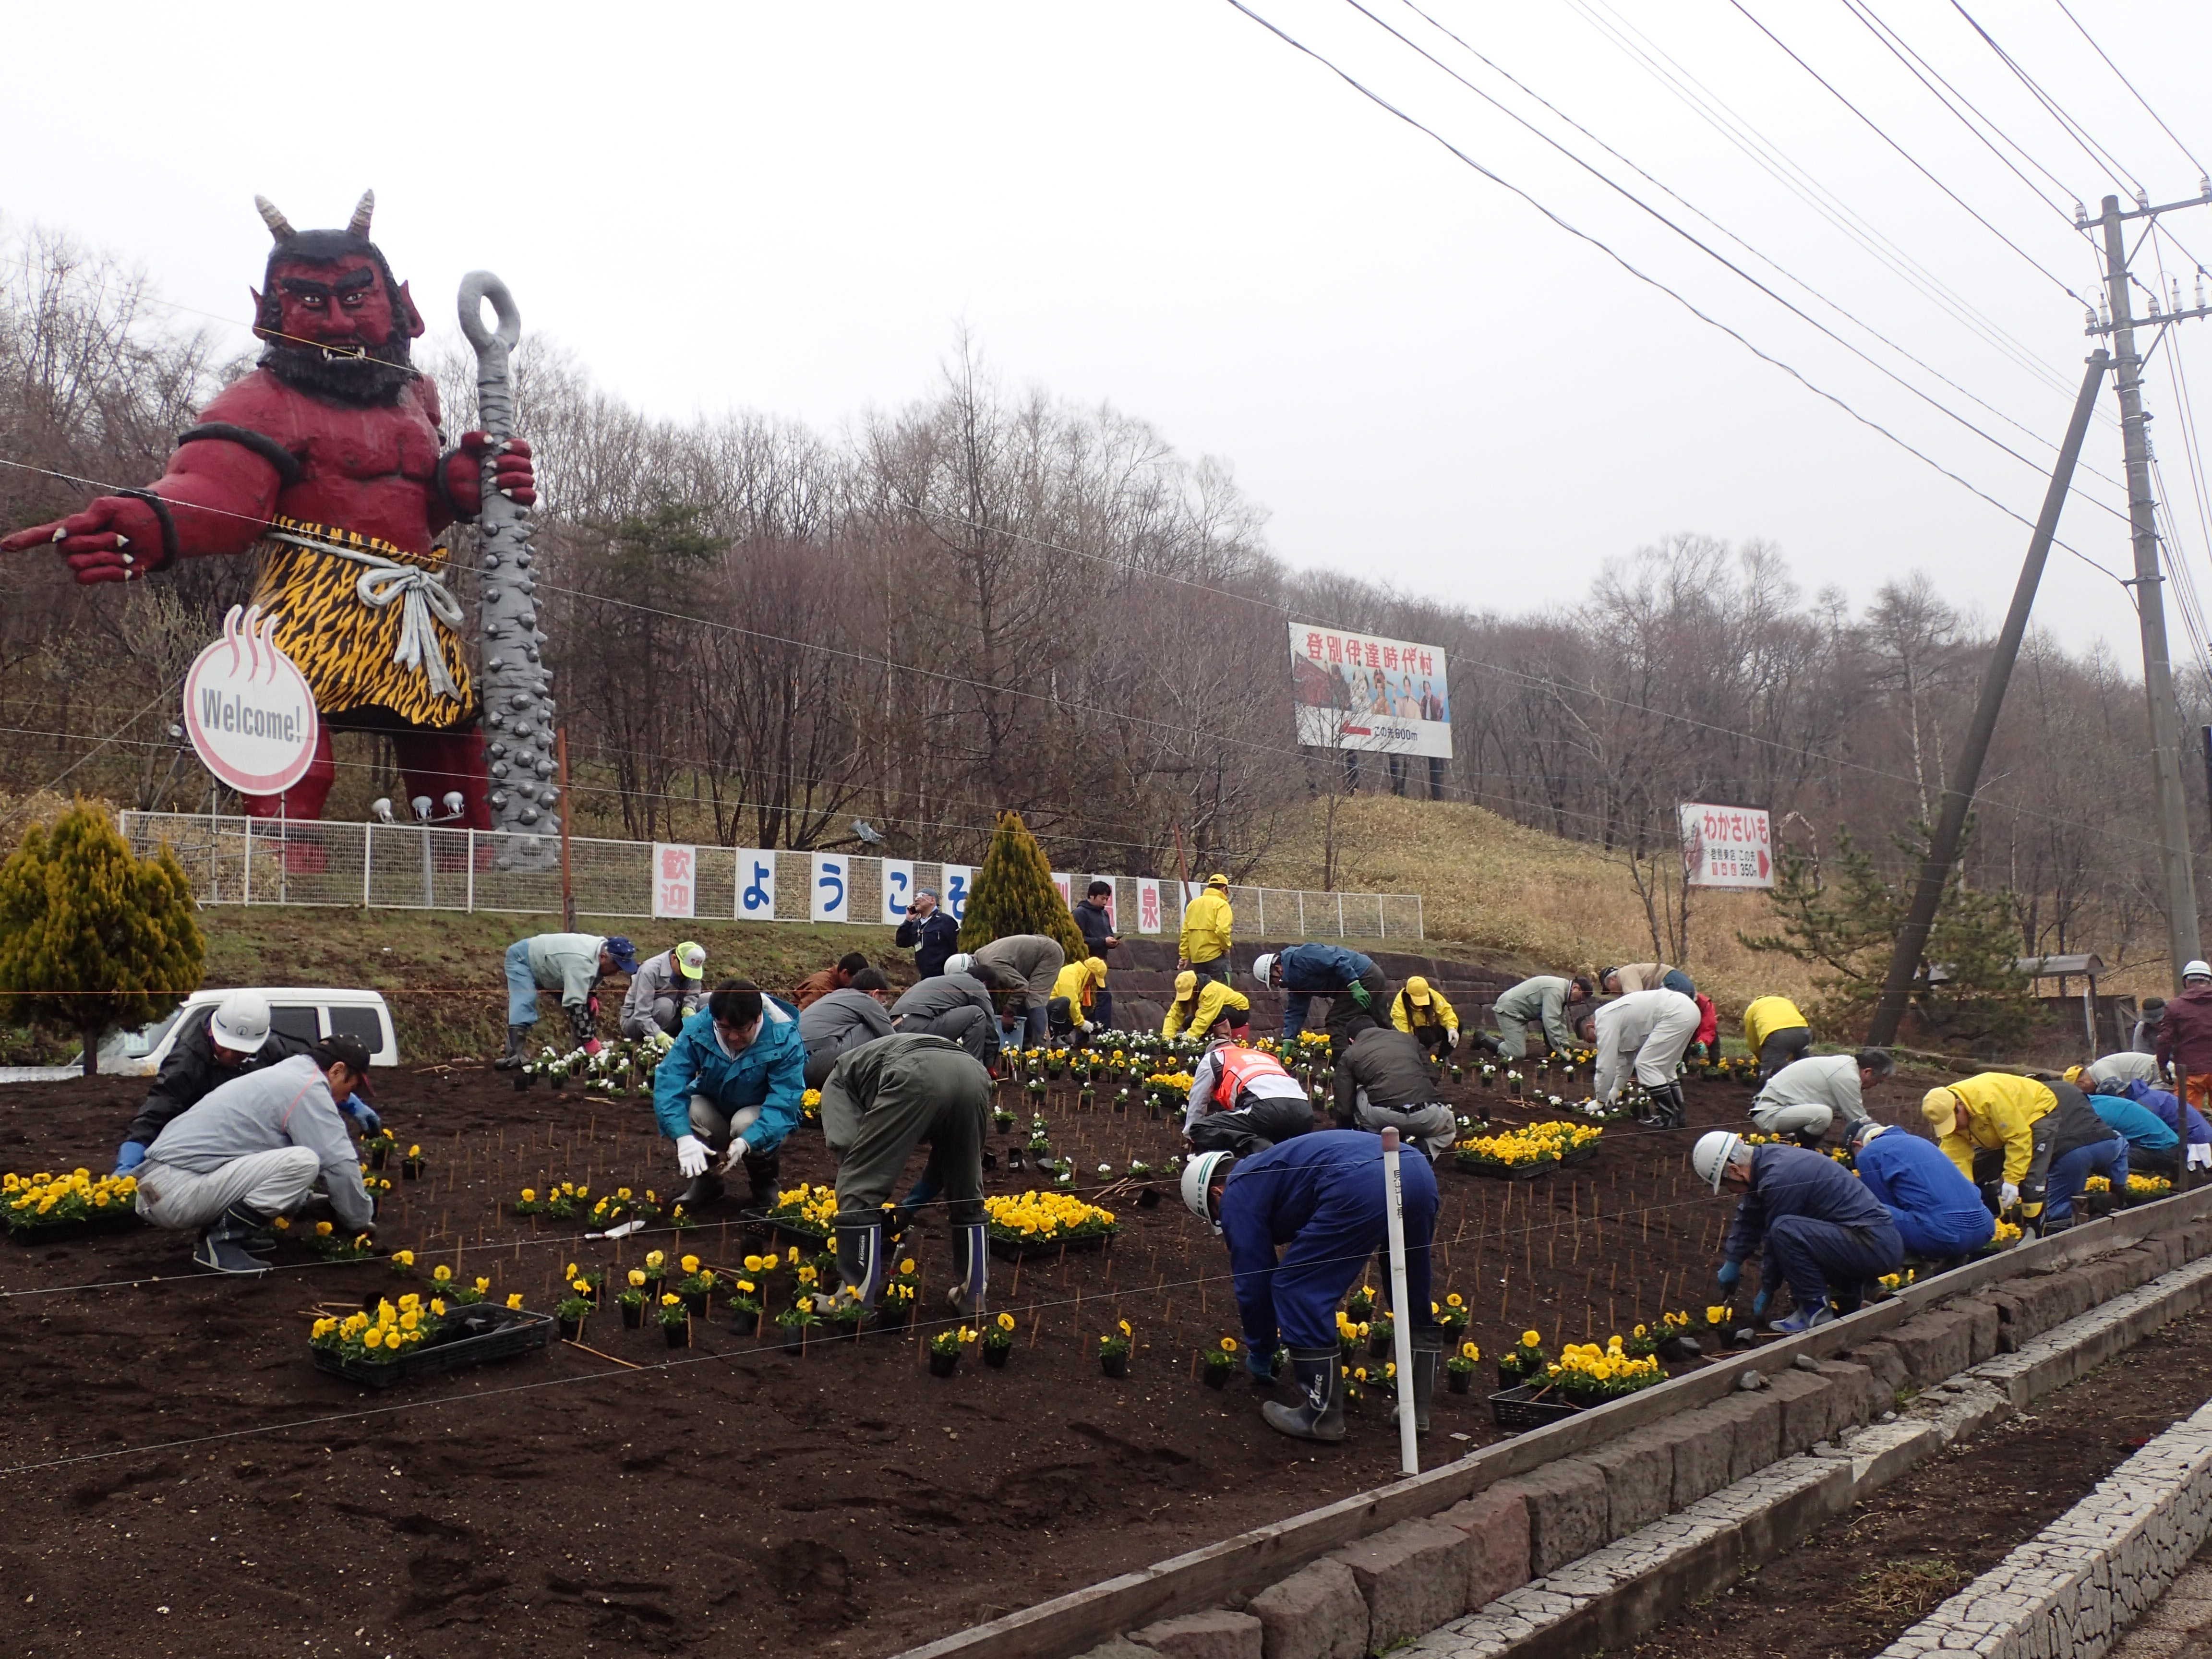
895, 888, 961, 979
1071, 880, 1121, 1029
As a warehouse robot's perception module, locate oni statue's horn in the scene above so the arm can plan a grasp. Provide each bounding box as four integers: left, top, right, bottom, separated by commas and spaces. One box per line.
348, 190, 375, 238
254, 195, 295, 240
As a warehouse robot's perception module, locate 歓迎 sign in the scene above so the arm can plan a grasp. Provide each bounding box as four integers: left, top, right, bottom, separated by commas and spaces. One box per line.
183, 604, 319, 797
652, 843, 697, 919
1680, 803, 1773, 889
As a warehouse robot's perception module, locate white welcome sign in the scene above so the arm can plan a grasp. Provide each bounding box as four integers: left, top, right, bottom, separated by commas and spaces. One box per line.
183, 604, 319, 797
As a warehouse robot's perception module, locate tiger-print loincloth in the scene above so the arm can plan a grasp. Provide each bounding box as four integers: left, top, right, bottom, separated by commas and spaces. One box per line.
246, 517, 474, 731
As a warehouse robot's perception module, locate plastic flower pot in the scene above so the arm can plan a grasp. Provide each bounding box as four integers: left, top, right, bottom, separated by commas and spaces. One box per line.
641, 1276, 664, 1301
1100, 1352, 1130, 1379
557, 1316, 585, 1341
928, 1349, 960, 1378
1368, 1332, 1393, 1360
1138, 1188, 1162, 1211
781, 1323, 805, 1355
368, 1148, 388, 1171
983, 1344, 1010, 1370
1447, 1369, 1473, 1395
681, 1290, 708, 1318
1202, 1365, 1232, 1391
402, 1160, 423, 1181
621, 1303, 643, 1329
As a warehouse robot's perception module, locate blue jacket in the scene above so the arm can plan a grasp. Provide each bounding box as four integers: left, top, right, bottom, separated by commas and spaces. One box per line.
2090, 1093, 2179, 1153
1276, 945, 1379, 1041
2118, 1080, 2212, 1146
894, 910, 962, 979
652, 998, 805, 1154
1725, 1143, 1893, 1264
1857, 1128, 1994, 1255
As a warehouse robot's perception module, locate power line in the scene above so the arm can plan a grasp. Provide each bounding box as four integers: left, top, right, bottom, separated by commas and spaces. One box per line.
2048, 0, 2204, 180
1724, 0, 2089, 305
1948, 0, 2145, 199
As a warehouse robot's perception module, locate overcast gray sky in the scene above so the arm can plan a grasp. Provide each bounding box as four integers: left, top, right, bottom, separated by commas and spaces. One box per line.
10, 1, 2212, 663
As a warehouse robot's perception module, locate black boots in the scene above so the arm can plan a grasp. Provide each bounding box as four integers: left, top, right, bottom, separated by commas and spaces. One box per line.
1263, 1346, 1346, 1443
735, 1149, 782, 1222
1792, 1126, 1827, 1151
1648, 1081, 1687, 1130
493, 1025, 528, 1070
193, 1202, 272, 1276
947, 1220, 988, 1316
673, 1170, 727, 1209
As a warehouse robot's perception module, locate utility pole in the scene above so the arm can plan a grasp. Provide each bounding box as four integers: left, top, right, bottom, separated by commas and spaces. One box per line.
2095, 189, 2209, 987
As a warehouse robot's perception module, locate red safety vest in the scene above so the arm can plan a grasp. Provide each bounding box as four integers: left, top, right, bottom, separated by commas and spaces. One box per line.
1213, 1045, 1293, 1109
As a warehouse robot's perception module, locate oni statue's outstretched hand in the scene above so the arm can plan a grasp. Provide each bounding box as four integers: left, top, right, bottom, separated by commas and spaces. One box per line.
1, 496, 167, 584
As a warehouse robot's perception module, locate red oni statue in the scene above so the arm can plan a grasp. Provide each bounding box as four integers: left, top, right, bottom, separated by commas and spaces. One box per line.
1, 192, 535, 827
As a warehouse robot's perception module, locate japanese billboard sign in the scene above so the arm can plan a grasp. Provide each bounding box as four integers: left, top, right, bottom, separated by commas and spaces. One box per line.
812, 853, 849, 923
1679, 803, 1774, 889
737, 850, 778, 920
881, 858, 915, 924
1289, 622, 1452, 759
941, 865, 974, 924
1135, 878, 1163, 934
652, 843, 697, 919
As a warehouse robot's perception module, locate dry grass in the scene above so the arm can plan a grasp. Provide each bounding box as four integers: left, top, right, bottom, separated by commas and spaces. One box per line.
1247, 794, 1816, 1018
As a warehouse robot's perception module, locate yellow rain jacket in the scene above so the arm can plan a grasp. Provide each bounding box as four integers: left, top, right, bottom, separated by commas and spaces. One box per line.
1932, 1072, 2056, 1187
1742, 995, 1810, 1054
1051, 956, 1108, 1016
1179, 888, 1234, 967
1162, 980, 1251, 1038
1391, 986, 1460, 1037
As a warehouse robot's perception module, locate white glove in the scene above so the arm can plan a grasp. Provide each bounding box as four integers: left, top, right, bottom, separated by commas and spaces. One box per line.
675, 1135, 711, 1178
1445, 1028, 1460, 1050
1079, 1020, 1095, 1035
2189, 1143, 2212, 1170
2000, 1181, 2020, 1210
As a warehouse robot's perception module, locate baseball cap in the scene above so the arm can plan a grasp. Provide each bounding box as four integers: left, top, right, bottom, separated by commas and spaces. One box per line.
1921, 1087, 1959, 1136
1406, 975, 1433, 1005
316, 1033, 375, 1095
675, 941, 707, 976
603, 936, 640, 974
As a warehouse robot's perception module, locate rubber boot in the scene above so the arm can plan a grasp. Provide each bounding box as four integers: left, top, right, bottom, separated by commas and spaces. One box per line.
1791, 1126, 1827, 1151
1649, 1081, 1687, 1130
829, 1218, 886, 1312
673, 1168, 727, 1210
1262, 1346, 1346, 1443
734, 1147, 782, 1222
493, 1025, 529, 1071
1407, 1328, 1446, 1433
947, 1220, 988, 1316
192, 1203, 271, 1276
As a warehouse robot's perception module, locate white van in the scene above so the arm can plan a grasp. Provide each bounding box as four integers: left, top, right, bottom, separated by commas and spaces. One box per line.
0, 989, 400, 1082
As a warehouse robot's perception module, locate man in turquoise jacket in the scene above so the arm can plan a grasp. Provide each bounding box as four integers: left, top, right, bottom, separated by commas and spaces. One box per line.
654, 980, 806, 1217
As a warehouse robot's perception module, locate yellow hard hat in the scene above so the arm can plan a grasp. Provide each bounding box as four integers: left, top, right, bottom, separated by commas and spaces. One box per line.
1205, 872, 1229, 889
1406, 975, 1432, 1004
1921, 1088, 1960, 1136
1175, 970, 1197, 997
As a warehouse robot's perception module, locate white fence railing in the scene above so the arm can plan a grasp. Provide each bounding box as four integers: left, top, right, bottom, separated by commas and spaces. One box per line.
119, 812, 1425, 942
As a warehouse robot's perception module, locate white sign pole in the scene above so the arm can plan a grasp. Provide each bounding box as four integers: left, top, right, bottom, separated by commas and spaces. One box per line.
1381, 1126, 1419, 1478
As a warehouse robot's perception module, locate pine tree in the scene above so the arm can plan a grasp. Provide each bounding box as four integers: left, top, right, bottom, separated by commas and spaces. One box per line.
959, 810, 1088, 961
1738, 819, 2030, 1050
0, 803, 204, 1074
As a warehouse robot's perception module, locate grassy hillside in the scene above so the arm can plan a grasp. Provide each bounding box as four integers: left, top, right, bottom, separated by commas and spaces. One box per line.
1245, 794, 1813, 1016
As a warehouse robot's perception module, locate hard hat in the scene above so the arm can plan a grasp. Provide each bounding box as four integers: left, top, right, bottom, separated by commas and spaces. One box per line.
1691, 1130, 1743, 1193
1251, 952, 1278, 986
1406, 975, 1432, 1005
1174, 970, 1197, 998
1181, 1150, 1235, 1232
2186, 960, 2212, 984
1922, 1088, 1960, 1136
674, 941, 706, 977
208, 989, 272, 1054
944, 952, 974, 976
1205, 872, 1229, 890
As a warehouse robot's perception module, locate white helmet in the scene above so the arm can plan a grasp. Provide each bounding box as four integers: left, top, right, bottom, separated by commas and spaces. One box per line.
1251, 952, 1278, 986
944, 952, 974, 976
208, 989, 273, 1054
1181, 1150, 1235, 1233
1691, 1130, 1744, 1193
2186, 960, 2212, 985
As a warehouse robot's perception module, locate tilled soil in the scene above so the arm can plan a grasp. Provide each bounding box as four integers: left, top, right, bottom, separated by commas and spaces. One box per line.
0, 1062, 1927, 1657
1627, 1309, 2212, 1659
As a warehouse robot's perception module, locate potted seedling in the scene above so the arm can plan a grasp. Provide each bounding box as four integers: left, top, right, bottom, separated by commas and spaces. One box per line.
993, 1106, 1017, 1133
619, 1270, 648, 1328
1368, 1310, 1395, 1360
824, 1288, 869, 1343
388, 1249, 417, 1279
678, 1259, 715, 1318
928, 1324, 974, 1377
983, 1311, 1017, 1369
1345, 1284, 1375, 1325
879, 1257, 920, 1332
641, 1249, 667, 1300
1098, 1318, 1133, 1379
657, 1292, 690, 1347
556, 1287, 592, 1341
777, 1295, 821, 1355
1447, 1341, 1479, 1395
727, 1271, 764, 1335
1498, 1329, 1549, 1390
362, 1130, 397, 1171
1202, 1335, 1238, 1390
1437, 1292, 1470, 1339
401, 1144, 425, 1181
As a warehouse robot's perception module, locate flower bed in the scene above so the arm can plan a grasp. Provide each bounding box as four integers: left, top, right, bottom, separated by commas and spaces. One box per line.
310, 1294, 553, 1388
3, 1169, 141, 1242
1453, 1126, 1567, 1177
984, 1190, 1118, 1258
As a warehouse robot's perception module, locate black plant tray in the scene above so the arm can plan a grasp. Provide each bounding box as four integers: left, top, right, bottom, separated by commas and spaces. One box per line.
312, 1305, 553, 1388
1559, 1142, 1600, 1166
1455, 1157, 1553, 1180
1489, 1382, 1583, 1429
768, 1221, 831, 1252
987, 1231, 1113, 1262
5, 1210, 144, 1247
